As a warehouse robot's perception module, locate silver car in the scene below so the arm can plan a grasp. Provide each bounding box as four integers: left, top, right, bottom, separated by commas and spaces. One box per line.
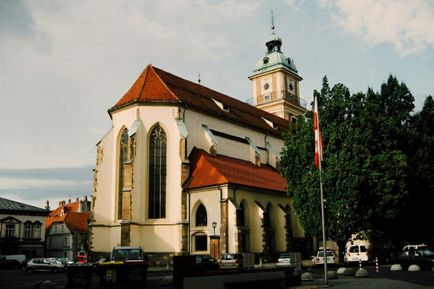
26, 258, 65, 273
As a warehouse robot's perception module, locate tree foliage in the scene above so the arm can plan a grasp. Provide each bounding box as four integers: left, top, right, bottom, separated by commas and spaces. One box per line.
281, 75, 429, 247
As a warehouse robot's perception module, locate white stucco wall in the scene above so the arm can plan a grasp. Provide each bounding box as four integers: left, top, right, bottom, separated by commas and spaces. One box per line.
92, 102, 298, 255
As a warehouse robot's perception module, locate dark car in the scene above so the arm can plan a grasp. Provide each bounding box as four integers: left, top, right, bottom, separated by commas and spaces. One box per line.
194, 255, 219, 272
0, 256, 20, 269
395, 248, 434, 270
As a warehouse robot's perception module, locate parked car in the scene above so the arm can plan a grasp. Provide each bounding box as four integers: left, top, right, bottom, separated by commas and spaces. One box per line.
344, 244, 369, 265
194, 255, 219, 272
401, 244, 428, 256
219, 253, 243, 270
26, 258, 66, 273
0, 254, 26, 268
55, 257, 74, 265
312, 250, 336, 267
276, 252, 292, 267
0, 256, 20, 269
395, 246, 434, 270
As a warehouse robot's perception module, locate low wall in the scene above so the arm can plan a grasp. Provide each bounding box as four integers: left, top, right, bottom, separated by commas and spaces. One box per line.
183, 270, 285, 289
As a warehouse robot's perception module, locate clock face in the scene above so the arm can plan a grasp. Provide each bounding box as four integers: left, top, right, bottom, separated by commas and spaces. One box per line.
261, 78, 272, 94
264, 83, 270, 90
287, 77, 295, 94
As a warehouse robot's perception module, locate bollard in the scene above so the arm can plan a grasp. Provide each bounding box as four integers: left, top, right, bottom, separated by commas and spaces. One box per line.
375, 257, 379, 272
359, 259, 362, 269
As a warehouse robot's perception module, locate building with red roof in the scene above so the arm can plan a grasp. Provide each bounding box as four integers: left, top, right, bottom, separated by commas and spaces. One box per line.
91, 28, 307, 262
45, 197, 90, 260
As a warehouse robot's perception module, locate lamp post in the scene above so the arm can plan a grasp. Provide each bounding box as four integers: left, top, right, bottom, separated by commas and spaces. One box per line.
212, 221, 217, 235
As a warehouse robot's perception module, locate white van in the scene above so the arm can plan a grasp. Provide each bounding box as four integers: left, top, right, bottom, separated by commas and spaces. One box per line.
344, 244, 369, 264
1, 254, 27, 266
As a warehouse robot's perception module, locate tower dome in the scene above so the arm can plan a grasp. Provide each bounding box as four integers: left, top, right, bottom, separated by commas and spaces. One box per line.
248, 23, 306, 120
253, 32, 298, 75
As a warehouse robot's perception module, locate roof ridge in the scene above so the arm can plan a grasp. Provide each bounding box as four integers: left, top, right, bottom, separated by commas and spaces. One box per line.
192, 148, 228, 182
150, 65, 180, 101
200, 151, 229, 183
137, 64, 150, 98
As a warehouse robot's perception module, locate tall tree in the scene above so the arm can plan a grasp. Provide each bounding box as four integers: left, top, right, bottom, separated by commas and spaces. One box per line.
281, 75, 414, 253
401, 96, 434, 243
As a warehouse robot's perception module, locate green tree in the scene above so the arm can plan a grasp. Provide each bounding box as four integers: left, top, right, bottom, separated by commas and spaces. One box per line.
401, 96, 434, 243
281, 75, 413, 252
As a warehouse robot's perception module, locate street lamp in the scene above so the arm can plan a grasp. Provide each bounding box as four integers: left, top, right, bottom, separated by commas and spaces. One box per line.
212, 221, 217, 235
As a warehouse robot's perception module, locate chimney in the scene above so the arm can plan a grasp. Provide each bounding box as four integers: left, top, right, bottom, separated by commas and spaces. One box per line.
68, 199, 71, 204
76, 197, 79, 202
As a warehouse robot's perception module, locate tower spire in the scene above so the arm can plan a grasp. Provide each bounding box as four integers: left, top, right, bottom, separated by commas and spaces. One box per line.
271, 10, 275, 32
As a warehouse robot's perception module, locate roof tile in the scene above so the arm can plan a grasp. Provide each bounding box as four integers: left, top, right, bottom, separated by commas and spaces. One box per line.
187, 148, 287, 193
110, 65, 289, 137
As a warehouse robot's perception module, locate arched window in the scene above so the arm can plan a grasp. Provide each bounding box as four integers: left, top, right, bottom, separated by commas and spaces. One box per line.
195, 204, 207, 226
33, 222, 41, 238
24, 223, 32, 239
118, 129, 129, 219
148, 125, 167, 219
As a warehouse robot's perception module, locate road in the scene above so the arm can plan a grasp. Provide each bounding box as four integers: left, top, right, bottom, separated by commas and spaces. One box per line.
0, 265, 433, 289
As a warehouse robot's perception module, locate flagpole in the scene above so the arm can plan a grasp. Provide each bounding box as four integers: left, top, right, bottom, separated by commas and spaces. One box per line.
314, 94, 328, 286
319, 160, 328, 286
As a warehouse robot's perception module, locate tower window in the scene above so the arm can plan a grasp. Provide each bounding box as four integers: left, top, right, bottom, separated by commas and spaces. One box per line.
263, 57, 269, 64
148, 125, 167, 219
118, 129, 129, 219
264, 95, 270, 102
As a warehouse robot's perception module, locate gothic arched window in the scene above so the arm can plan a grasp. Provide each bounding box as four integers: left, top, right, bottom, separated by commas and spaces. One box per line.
148, 125, 167, 219
118, 129, 129, 219
195, 204, 207, 227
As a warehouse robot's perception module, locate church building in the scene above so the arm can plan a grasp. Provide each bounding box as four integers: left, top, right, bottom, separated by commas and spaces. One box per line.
90, 29, 307, 261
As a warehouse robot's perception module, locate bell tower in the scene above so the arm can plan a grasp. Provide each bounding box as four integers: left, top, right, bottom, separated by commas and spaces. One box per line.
249, 22, 306, 120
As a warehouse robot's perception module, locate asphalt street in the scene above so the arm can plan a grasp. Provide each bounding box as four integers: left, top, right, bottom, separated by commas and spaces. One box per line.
0, 265, 433, 289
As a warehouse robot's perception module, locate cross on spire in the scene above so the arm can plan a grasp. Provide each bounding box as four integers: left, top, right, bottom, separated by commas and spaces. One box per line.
271, 10, 275, 32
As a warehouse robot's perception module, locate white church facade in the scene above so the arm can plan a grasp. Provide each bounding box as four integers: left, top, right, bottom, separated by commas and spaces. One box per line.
90, 30, 307, 261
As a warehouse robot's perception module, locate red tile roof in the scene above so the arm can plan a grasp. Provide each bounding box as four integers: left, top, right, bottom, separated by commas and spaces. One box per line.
109, 65, 289, 137
45, 201, 89, 233
186, 148, 287, 193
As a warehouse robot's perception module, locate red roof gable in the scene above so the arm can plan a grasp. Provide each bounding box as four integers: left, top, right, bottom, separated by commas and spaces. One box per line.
109, 64, 290, 137
113, 65, 180, 108
186, 148, 287, 193
45, 201, 88, 233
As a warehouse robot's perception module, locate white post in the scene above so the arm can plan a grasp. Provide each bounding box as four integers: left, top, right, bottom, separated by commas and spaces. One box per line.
319, 166, 328, 285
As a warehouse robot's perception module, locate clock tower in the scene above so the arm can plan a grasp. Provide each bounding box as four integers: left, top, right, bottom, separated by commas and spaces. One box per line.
249, 28, 306, 120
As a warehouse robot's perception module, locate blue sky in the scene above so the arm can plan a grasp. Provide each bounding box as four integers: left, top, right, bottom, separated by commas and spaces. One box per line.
1, 0, 433, 209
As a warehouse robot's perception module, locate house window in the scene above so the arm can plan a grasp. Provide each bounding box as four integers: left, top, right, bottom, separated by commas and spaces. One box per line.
24, 224, 32, 238
33, 224, 40, 238
148, 125, 167, 219
5, 223, 16, 238
195, 235, 207, 251
195, 204, 207, 227
118, 129, 129, 219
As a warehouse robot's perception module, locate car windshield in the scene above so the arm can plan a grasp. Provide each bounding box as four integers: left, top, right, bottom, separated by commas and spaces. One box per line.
112, 248, 142, 260
419, 249, 434, 256
318, 251, 333, 257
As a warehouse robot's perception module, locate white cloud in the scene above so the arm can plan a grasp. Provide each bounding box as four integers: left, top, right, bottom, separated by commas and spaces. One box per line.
321, 0, 434, 56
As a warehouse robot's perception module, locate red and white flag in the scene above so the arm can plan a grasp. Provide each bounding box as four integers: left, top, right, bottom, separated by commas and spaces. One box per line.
314, 95, 323, 170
